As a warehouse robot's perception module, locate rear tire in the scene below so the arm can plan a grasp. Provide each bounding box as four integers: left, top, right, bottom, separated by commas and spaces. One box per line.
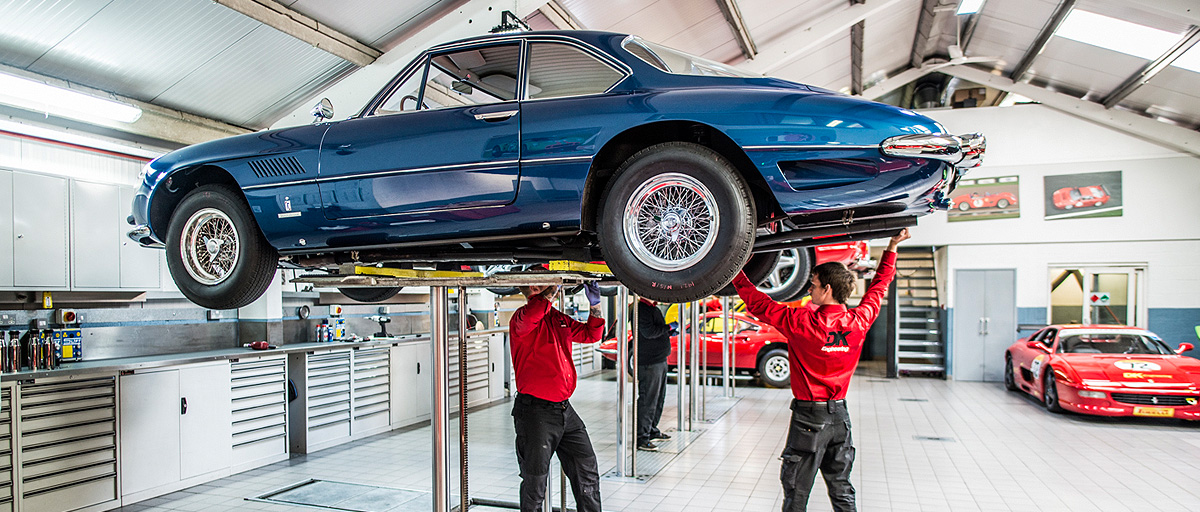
757, 348, 790, 388
165, 185, 277, 309
339, 287, 402, 303
598, 142, 755, 304
997, 199, 1010, 208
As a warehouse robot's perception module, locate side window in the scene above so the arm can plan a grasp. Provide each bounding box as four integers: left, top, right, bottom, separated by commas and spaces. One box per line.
375, 58, 428, 115
527, 42, 624, 100
377, 44, 519, 115
1042, 329, 1058, 349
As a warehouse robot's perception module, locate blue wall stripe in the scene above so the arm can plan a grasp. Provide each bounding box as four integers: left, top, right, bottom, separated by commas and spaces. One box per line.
1148, 308, 1200, 357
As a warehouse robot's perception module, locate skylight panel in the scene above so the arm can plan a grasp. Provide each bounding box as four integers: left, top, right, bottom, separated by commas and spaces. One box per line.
1053, 9, 1180, 60
1171, 45, 1200, 74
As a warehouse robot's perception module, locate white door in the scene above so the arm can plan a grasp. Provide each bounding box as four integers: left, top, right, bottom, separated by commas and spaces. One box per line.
390, 343, 430, 425
71, 181, 121, 288
13, 172, 68, 288
179, 363, 232, 479
119, 370, 181, 495
119, 186, 162, 289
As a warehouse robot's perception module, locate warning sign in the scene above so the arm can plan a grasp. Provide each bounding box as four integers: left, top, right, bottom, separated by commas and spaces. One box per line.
1089, 293, 1111, 305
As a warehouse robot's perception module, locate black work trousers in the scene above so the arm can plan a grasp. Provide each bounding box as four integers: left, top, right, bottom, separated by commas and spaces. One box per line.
512, 394, 602, 512
780, 399, 856, 512
636, 361, 668, 442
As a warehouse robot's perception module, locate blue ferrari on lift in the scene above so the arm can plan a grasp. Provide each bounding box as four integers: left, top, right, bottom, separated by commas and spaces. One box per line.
128, 31, 984, 309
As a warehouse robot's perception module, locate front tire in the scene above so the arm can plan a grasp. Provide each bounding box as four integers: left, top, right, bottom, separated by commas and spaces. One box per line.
997, 199, 1010, 208
758, 348, 790, 388
339, 287, 402, 302
1043, 370, 1062, 413
165, 185, 278, 309
1004, 356, 1017, 391
598, 142, 755, 303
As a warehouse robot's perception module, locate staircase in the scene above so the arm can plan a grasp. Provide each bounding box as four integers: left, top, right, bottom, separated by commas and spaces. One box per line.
892, 247, 946, 377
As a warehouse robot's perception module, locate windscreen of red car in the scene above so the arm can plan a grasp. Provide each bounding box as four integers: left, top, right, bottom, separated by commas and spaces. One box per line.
1058, 333, 1171, 355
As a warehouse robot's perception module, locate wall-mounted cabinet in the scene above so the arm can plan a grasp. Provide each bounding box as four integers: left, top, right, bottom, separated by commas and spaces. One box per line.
13, 172, 68, 289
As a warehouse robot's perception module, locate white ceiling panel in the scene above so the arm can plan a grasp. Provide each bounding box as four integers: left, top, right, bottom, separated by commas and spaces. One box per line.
153, 26, 353, 128
26, 0, 260, 101
965, 0, 1059, 72
1121, 67, 1200, 128
284, 0, 448, 48
863, 1, 921, 81
0, 0, 110, 68
1026, 38, 1148, 99
774, 34, 852, 92
739, 0, 845, 50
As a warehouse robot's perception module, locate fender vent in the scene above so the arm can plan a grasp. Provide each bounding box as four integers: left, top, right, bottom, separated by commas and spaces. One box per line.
249, 156, 307, 178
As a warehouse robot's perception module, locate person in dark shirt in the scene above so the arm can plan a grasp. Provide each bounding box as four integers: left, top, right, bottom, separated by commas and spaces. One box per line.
634, 297, 674, 451
509, 282, 605, 512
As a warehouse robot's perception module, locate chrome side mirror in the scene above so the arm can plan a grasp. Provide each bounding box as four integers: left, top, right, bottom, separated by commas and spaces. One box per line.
311, 98, 334, 123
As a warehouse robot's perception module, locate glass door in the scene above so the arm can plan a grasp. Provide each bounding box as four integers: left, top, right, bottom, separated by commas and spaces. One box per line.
1048, 266, 1144, 327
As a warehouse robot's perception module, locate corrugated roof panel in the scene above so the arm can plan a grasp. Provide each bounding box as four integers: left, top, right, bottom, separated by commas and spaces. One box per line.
1120, 67, 1200, 128
659, 13, 741, 63
559, 0, 667, 33
153, 26, 350, 129
966, 0, 1059, 73
0, 0, 110, 69
285, 0, 445, 47
1026, 38, 1146, 100
774, 34, 851, 91
863, 1, 921, 82
740, 0, 844, 50
27, 0, 259, 101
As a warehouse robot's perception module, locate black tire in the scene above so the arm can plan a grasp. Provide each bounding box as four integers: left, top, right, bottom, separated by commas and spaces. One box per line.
760, 248, 811, 301
601, 357, 616, 370
339, 287, 402, 303
1043, 370, 1062, 413
757, 348, 790, 388
1004, 356, 1018, 391
598, 142, 755, 303
600, 286, 619, 297
958, 201, 970, 211
997, 199, 1010, 208
715, 250, 780, 297
486, 287, 520, 296
165, 185, 277, 309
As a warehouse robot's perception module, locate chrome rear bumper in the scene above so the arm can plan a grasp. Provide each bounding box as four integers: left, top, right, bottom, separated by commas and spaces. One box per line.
880, 132, 986, 169
127, 225, 165, 249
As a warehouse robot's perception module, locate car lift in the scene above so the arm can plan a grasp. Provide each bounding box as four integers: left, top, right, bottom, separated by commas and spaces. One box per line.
290, 263, 741, 511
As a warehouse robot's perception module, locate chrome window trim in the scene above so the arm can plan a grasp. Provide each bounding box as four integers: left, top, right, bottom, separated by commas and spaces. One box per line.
620, 34, 755, 78
242, 159, 521, 191
522, 38, 632, 102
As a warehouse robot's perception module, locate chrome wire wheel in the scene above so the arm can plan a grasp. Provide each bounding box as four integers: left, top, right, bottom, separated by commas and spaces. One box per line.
622, 173, 719, 272
180, 207, 240, 286
762, 249, 802, 296
764, 354, 789, 383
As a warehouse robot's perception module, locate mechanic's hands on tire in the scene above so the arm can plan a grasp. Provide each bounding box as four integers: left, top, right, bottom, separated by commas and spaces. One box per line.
584, 282, 602, 306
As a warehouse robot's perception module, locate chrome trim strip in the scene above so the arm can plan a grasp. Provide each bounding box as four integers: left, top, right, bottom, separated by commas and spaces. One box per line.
243, 179, 317, 191
244, 156, 590, 192
520, 155, 592, 164
474, 110, 518, 121
742, 144, 880, 151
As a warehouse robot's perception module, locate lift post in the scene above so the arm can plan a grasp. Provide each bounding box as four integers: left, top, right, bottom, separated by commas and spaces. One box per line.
614, 287, 629, 477
722, 296, 733, 398
630, 293, 640, 476
688, 300, 699, 431
676, 302, 687, 432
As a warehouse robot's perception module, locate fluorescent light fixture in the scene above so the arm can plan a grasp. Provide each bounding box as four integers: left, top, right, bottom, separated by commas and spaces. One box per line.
0, 72, 141, 124
1054, 10, 1180, 60
0, 118, 162, 160
956, 0, 986, 15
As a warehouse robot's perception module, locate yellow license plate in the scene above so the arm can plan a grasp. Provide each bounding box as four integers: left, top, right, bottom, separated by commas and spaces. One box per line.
1133, 407, 1175, 417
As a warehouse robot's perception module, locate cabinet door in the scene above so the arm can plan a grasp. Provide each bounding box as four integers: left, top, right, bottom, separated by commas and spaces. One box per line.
179, 363, 232, 479
13, 173, 68, 288
118, 186, 161, 289
119, 370, 181, 495
71, 181, 121, 288
0, 171, 12, 288
415, 342, 431, 417
390, 343, 429, 425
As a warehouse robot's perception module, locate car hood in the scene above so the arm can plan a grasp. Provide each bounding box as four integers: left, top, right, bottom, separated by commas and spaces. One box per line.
1064, 355, 1200, 388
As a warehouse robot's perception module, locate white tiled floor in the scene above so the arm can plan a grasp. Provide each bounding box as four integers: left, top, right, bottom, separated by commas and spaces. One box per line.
118, 365, 1200, 511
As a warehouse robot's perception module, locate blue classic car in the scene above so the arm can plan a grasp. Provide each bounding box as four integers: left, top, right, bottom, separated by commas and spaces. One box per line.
128, 31, 983, 309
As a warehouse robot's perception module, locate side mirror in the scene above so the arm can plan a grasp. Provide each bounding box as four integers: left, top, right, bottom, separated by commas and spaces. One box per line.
1026, 340, 1046, 351
1177, 342, 1194, 355
311, 98, 334, 123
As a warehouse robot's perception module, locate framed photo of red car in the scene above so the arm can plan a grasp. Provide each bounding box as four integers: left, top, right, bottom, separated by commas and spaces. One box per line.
947, 176, 1019, 222
1043, 171, 1123, 220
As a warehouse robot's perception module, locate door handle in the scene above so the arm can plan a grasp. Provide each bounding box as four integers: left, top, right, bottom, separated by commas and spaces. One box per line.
181, 397, 188, 415
978, 318, 985, 335
417, 362, 421, 374
473, 110, 518, 121
984, 317, 990, 335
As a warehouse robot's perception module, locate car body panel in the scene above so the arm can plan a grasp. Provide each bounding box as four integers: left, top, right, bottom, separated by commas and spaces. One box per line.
1007, 324, 1200, 420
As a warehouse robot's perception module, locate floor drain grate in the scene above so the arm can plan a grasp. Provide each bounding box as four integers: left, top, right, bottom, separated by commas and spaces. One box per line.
251, 479, 440, 511
898, 398, 929, 402
913, 435, 955, 442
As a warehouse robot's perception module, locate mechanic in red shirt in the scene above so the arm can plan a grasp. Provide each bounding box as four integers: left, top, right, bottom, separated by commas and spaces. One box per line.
733, 228, 910, 512
509, 281, 605, 512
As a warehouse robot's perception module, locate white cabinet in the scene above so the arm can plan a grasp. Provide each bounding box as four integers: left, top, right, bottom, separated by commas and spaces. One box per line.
390, 342, 431, 426
0, 172, 12, 288
71, 180, 121, 288
119, 362, 232, 502
230, 355, 288, 473
118, 187, 161, 289
12, 172, 68, 289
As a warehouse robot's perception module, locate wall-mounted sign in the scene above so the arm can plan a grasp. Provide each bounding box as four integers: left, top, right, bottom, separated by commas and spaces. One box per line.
1044, 170, 1123, 220
1089, 293, 1111, 306
947, 175, 1020, 222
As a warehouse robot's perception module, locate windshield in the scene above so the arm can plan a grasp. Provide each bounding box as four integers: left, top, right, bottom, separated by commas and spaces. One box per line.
1058, 332, 1171, 355
1069, 189, 1082, 200
621, 35, 757, 77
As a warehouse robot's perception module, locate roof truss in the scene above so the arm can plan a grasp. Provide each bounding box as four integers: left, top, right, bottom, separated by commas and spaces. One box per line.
213, 0, 382, 67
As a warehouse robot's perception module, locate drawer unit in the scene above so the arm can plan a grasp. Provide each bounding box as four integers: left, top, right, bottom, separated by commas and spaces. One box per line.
0, 384, 13, 512
351, 347, 390, 434
306, 350, 351, 448
230, 355, 288, 472
18, 376, 118, 512
448, 335, 492, 411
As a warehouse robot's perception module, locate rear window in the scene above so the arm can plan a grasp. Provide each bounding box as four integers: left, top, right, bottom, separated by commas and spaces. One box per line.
621, 35, 756, 77
1058, 333, 1170, 354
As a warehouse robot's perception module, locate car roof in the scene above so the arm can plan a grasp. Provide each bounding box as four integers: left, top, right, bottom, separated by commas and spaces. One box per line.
1051, 324, 1153, 336
430, 30, 626, 51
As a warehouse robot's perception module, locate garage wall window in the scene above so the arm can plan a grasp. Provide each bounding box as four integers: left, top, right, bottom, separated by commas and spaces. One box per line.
526, 43, 624, 100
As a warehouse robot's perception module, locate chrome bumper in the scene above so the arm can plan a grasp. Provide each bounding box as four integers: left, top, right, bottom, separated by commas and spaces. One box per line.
126, 225, 165, 249
880, 132, 986, 169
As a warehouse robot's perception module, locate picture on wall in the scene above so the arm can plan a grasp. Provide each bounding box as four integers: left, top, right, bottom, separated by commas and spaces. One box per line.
1043, 170, 1123, 220
947, 175, 1019, 222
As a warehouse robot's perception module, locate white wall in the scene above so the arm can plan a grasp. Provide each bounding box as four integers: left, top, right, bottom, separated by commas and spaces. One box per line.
908, 104, 1200, 311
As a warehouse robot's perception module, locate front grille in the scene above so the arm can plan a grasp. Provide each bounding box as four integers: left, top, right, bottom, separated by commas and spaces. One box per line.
1111, 393, 1193, 406
248, 156, 307, 178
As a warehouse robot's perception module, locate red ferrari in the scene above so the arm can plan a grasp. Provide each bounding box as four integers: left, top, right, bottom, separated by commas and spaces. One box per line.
596, 310, 792, 387
950, 191, 1017, 211
1052, 185, 1110, 209
1006, 325, 1200, 419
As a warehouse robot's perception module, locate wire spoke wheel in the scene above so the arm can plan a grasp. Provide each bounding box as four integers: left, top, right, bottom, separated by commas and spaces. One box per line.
623, 172, 719, 272
181, 208, 240, 285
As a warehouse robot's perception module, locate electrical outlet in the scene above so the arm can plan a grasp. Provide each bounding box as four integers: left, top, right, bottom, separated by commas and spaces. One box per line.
56, 308, 79, 325
378, 306, 390, 315
207, 310, 223, 320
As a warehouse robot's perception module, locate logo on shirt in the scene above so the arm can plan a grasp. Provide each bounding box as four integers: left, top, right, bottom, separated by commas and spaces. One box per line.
822, 330, 851, 353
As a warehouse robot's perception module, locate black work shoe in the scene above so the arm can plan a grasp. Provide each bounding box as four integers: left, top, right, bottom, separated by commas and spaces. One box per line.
637, 440, 658, 451
651, 432, 671, 440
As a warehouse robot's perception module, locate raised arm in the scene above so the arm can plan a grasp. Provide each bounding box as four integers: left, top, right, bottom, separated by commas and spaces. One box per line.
568, 282, 605, 344
510, 294, 553, 338
733, 271, 800, 334
856, 229, 910, 323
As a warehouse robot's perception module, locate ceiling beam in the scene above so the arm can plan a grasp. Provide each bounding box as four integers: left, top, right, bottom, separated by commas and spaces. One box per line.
739, 0, 907, 75
538, 0, 585, 30
960, 12, 982, 52
716, 0, 757, 60
1009, 0, 1076, 82
213, 0, 382, 67
860, 56, 999, 100
1102, 25, 1200, 108
1127, 0, 1200, 26
909, 0, 940, 68
941, 64, 1200, 158
850, 20, 864, 95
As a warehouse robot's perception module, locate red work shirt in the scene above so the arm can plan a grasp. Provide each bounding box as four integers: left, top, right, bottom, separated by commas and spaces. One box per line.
509, 295, 605, 402
733, 251, 898, 401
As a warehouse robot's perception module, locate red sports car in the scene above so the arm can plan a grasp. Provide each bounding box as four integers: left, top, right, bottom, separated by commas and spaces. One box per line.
596, 311, 792, 387
950, 191, 1017, 211
1052, 185, 1110, 209
1006, 325, 1200, 419
814, 241, 873, 273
